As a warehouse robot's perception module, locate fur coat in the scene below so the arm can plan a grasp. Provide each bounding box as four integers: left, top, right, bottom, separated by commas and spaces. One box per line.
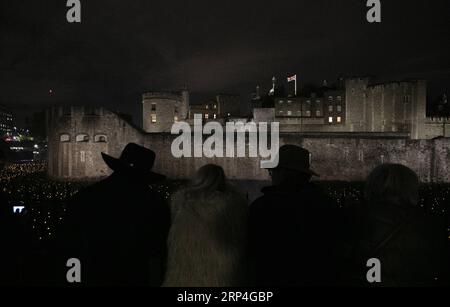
163, 186, 248, 287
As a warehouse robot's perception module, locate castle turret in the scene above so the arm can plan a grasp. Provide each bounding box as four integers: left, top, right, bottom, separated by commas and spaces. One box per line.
410, 80, 427, 139
180, 88, 189, 120
344, 77, 370, 132
142, 90, 189, 133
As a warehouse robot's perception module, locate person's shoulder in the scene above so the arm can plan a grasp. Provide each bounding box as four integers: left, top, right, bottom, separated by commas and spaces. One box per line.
250, 190, 276, 212
303, 182, 335, 203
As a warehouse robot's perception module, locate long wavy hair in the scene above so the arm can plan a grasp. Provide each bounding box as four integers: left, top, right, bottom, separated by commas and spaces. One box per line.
164, 164, 248, 286
365, 163, 419, 208
185, 164, 228, 199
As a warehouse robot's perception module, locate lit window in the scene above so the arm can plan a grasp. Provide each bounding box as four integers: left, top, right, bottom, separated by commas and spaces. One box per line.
287, 111, 292, 116
305, 110, 311, 117
205, 114, 209, 120
151, 103, 156, 111
337, 96, 342, 101
213, 104, 217, 109
337, 116, 342, 123
94, 135, 107, 143
151, 114, 157, 123
279, 100, 284, 104
206, 105, 209, 109
287, 100, 292, 104
328, 105, 333, 112
213, 114, 217, 119
328, 117, 333, 123
60, 134, 70, 142
76, 134, 89, 142
337, 105, 342, 112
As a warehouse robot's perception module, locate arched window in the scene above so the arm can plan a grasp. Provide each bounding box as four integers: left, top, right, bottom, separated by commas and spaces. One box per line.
76, 134, 89, 142
94, 134, 107, 143
60, 134, 70, 142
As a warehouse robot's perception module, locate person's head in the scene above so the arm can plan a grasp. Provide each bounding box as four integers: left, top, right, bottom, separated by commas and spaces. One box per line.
365, 164, 419, 208
188, 164, 227, 198
267, 144, 318, 186
101, 143, 165, 183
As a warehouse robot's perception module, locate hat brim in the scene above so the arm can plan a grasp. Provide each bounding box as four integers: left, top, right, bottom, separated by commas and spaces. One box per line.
287, 167, 320, 177
101, 152, 166, 183
306, 169, 320, 177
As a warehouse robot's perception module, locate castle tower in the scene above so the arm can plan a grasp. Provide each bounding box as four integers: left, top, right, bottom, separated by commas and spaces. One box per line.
142, 90, 190, 133
180, 88, 189, 120
344, 77, 369, 132
410, 80, 427, 139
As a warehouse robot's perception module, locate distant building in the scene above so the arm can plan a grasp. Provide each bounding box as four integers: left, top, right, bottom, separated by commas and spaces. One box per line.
432, 93, 449, 116
274, 90, 346, 127
0, 105, 14, 135
142, 89, 189, 133
252, 77, 440, 139
45, 75, 450, 182
189, 94, 241, 121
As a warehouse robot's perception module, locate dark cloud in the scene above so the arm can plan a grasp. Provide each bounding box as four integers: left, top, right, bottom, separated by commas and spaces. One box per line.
1, 0, 449, 126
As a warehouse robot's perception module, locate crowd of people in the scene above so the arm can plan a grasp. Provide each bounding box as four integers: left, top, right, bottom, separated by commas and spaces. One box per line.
0, 143, 449, 286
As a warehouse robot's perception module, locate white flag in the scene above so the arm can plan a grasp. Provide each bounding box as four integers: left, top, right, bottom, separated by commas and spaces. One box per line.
287, 75, 296, 82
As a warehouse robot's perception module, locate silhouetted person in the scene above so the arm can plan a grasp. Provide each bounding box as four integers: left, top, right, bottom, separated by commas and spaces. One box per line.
355, 164, 450, 286
58, 143, 170, 286
249, 145, 340, 286
164, 164, 248, 287
0, 191, 24, 285
0, 158, 28, 285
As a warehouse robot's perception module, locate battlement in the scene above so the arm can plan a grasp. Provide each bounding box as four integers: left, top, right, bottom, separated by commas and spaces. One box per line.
426, 117, 450, 123
46, 106, 106, 120
344, 77, 370, 87
142, 91, 183, 101
367, 80, 421, 92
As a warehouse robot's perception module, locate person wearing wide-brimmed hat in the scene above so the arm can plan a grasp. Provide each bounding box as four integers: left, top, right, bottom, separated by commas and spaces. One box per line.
57, 143, 170, 286
248, 144, 340, 287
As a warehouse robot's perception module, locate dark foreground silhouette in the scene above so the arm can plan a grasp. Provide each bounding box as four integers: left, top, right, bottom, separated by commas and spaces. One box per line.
0, 144, 449, 286
56, 143, 170, 286
249, 145, 341, 286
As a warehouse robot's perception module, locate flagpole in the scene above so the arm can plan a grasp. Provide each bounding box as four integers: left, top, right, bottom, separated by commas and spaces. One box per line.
295, 76, 297, 96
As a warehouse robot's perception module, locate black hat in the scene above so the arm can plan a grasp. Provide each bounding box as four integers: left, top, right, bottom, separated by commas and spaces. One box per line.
274, 144, 319, 176
101, 143, 166, 183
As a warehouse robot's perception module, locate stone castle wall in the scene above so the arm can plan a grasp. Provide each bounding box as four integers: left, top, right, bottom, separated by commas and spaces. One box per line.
47, 107, 450, 183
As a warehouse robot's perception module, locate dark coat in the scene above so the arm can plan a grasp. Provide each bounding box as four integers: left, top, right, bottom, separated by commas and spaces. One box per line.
248, 181, 341, 286
354, 202, 450, 286
0, 191, 28, 285
57, 172, 170, 286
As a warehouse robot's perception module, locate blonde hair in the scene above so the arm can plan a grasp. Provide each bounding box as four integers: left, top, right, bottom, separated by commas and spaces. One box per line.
187, 164, 227, 199
365, 164, 419, 207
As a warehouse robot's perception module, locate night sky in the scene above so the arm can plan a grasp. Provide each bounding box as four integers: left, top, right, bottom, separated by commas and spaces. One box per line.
1, 0, 449, 126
